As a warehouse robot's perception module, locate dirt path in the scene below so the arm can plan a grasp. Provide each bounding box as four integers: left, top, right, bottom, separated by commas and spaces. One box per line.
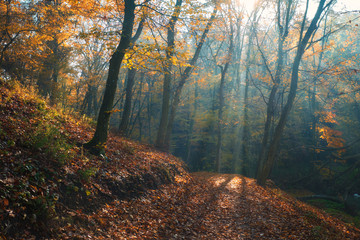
61, 172, 360, 239
181, 172, 313, 239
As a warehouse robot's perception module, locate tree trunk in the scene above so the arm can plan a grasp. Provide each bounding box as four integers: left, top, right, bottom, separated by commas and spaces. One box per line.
146, 77, 154, 143
256, 0, 333, 185
163, 7, 217, 151
233, 17, 245, 173
215, 67, 225, 173
186, 83, 198, 167
215, 24, 234, 173
81, 84, 98, 117
119, 68, 137, 135
241, 10, 258, 176
128, 89, 147, 137
257, 0, 291, 179
241, 52, 250, 174
93, 86, 99, 117
84, 0, 136, 154
155, 0, 183, 150
138, 73, 144, 141
118, 12, 146, 135
309, 13, 328, 162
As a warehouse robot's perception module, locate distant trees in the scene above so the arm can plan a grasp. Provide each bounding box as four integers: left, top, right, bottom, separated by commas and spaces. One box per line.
76, 39, 108, 117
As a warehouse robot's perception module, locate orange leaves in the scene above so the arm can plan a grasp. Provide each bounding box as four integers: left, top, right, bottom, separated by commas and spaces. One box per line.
105, 109, 121, 114
0, 198, 9, 209
318, 126, 345, 151
322, 111, 338, 124
316, 110, 346, 154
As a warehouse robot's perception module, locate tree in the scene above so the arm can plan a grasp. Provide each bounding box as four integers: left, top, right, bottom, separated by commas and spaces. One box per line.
215, 30, 234, 172
118, 11, 147, 135
84, 0, 136, 154
77, 39, 108, 117
163, 5, 218, 151
155, 0, 183, 149
241, 7, 259, 176
256, 0, 294, 179
256, 0, 335, 185
214, 4, 235, 172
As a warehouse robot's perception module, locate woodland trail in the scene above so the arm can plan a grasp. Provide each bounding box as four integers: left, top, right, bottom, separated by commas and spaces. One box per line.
63, 172, 359, 239
173, 172, 313, 239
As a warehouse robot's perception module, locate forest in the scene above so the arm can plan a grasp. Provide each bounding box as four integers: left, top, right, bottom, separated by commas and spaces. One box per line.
1, 0, 360, 239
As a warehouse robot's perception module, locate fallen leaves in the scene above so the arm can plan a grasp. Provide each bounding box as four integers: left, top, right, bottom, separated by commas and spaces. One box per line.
56, 172, 360, 239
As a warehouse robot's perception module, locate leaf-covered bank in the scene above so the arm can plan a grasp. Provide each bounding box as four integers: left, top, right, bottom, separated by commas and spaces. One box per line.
0, 80, 189, 238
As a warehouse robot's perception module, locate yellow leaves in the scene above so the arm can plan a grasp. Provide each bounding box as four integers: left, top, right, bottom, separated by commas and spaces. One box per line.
123, 52, 135, 69
122, 39, 194, 72
323, 111, 338, 124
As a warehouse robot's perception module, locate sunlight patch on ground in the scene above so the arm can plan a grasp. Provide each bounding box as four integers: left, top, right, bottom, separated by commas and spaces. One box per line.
225, 176, 242, 191
211, 176, 227, 187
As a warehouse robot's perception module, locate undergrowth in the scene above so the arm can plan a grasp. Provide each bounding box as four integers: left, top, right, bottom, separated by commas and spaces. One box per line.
308, 198, 360, 228
0, 80, 94, 237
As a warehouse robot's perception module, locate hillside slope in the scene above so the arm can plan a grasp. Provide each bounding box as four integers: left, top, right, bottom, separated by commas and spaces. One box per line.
0, 80, 190, 239
0, 80, 359, 239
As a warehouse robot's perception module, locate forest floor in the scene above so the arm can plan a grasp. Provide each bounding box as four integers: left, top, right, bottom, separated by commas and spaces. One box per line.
57, 172, 360, 239
1, 80, 360, 239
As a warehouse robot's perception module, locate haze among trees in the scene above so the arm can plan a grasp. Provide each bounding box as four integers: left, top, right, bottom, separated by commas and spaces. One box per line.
2, 0, 360, 229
